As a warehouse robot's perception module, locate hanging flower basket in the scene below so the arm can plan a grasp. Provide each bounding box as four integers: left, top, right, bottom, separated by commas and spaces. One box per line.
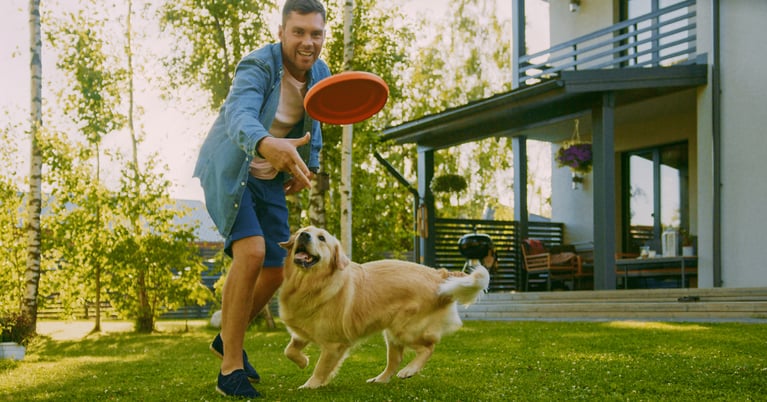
556, 119, 592, 175
556, 143, 592, 174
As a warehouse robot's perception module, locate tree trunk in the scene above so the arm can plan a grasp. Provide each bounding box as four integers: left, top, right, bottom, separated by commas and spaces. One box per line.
23, 0, 43, 333
340, 0, 354, 258
93, 142, 102, 333
125, 0, 151, 334
308, 172, 327, 228
136, 271, 153, 333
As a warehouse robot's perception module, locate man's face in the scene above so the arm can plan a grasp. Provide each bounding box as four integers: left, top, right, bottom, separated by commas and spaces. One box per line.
279, 11, 325, 80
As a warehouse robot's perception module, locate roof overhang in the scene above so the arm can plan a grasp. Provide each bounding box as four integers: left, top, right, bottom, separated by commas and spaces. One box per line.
381, 64, 708, 151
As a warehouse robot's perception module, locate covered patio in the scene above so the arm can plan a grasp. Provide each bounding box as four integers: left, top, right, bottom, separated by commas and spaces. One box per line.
380, 1, 707, 291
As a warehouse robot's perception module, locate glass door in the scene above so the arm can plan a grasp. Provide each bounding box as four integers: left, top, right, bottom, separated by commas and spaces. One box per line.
622, 142, 689, 254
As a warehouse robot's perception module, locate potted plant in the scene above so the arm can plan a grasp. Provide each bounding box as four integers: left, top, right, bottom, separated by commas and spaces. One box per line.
556, 142, 593, 189
0, 311, 34, 360
556, 120, 592, 189
430, 174, 468, 194
680, 229, 696, 256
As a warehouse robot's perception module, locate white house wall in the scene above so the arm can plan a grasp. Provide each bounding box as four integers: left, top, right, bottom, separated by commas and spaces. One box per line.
548, 0, 767, 288
551, 92, 698, 248
548, 0, 616, 45
711, 1, 767, 287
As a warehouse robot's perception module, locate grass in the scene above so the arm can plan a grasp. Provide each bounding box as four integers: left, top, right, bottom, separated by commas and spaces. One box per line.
1, 319, 766, 401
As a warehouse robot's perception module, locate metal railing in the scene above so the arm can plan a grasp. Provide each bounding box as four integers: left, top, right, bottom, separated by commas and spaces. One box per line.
519, 0, 697, 86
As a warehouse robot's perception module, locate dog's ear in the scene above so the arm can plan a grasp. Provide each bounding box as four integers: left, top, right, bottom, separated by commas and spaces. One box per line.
279, 232, 296, 251
331, 239, 351, 270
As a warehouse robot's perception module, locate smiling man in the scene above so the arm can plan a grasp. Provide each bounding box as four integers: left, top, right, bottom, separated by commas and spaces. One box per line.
192, 0, 330, 398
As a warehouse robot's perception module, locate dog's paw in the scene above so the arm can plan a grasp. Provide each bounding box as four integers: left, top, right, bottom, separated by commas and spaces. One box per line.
298, 378, 324, 389
366, 375, 391, 384
396, 367, 419, 379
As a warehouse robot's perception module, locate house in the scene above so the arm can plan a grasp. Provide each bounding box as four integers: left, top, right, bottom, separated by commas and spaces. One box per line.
382, 0, 767, 290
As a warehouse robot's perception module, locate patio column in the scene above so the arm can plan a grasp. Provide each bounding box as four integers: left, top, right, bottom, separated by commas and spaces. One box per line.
592, 92, 617, 290
514, 135, 529, 291
417, 146, 436, 266
513, 135, 529, 239
511, 0, 525, 89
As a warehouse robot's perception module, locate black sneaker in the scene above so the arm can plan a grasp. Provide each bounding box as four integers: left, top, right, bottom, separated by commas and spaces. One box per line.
210, 333, 261, 383
216, 369, 261, 398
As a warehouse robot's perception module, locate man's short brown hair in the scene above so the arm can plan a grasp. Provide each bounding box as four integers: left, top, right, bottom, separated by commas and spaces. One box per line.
282, 0, 326, 25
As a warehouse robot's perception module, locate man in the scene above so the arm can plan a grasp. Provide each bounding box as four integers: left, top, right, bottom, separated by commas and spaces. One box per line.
193, 0, 330, 397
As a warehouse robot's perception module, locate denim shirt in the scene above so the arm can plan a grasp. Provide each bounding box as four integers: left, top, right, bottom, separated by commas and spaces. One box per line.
193, 43, 331, 237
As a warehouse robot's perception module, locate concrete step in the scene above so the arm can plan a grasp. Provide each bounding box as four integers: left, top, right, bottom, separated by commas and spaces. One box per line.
461, 287, 767, 322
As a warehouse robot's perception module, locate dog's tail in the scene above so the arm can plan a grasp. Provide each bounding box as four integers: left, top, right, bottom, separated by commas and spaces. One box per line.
438, 264, 490, 306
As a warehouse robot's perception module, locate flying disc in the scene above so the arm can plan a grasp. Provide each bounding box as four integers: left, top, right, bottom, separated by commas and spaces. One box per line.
304, 71, 389, 125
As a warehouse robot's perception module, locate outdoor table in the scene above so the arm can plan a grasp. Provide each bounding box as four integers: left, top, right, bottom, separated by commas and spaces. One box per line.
615, 256, 698, 289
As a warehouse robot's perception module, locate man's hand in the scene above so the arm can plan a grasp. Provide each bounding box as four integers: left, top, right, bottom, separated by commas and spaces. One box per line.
257, 133, 313, 191
284, 171, 315, 195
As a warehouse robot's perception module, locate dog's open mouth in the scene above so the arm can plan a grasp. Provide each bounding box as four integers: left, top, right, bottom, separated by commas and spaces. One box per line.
293, 245, 319, 269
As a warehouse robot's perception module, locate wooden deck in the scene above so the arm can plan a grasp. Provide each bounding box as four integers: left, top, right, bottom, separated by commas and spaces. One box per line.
461, 287, 767, 322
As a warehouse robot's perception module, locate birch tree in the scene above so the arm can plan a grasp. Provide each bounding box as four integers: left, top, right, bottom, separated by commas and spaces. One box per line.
161, 0, 276, 110
22, 0, 44, 333
46, 3, 126, 332
339, 0, 354, 257
394, 0, 516, 221
317, 0, 414, 261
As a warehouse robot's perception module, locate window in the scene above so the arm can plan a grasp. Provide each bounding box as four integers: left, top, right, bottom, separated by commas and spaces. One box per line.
622, 142, 689, 253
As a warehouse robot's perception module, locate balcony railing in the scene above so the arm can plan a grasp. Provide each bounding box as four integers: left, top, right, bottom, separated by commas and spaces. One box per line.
518, 0, 697, 86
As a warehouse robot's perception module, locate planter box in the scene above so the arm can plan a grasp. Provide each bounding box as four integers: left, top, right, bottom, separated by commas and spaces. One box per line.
0, 342, 26, 360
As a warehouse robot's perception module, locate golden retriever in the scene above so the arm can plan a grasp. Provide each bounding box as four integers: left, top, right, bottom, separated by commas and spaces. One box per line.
278, 226, 490, 389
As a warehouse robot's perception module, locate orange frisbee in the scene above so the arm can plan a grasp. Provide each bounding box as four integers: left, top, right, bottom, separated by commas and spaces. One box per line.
304, 71, 389, 125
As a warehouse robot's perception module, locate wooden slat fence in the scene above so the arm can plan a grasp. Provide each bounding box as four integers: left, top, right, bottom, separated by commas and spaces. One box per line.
38, 302, 117, 320
433, 218, 519, 292
527, 221, 567, 248
433, 219, 565, 292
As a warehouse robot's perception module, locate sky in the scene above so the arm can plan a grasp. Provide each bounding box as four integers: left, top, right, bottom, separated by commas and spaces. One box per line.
0, 0, 547, 203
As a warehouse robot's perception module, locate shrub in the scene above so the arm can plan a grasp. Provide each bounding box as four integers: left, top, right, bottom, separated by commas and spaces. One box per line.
0, 312, 35, 345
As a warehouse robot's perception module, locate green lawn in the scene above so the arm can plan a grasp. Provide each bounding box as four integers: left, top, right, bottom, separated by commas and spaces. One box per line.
1, 319, 766, 401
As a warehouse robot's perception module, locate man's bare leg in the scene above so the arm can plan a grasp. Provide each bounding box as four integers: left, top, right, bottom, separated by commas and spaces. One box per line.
248, 266, 284, 321
220, 236, 265, 375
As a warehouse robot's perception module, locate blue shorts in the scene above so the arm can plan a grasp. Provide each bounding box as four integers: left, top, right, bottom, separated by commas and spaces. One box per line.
224, 173, 289, 267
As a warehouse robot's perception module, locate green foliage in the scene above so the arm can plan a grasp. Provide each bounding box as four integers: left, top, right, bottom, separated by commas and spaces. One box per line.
2, 320, 767, 400
107, 155, 214, 332
47, 8, 127, 145
0, 312, 35, 345
401, 0, 512, 118
392, 0, 517, 221
430, 174, 468, 194
107, 231, 212, 332
160, 0, 277, 109
0, 126, 26, 316
204, 249, 231, 306
289, 0, 416, 261
41, 4, 127, 325
12, 2, 215, 333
